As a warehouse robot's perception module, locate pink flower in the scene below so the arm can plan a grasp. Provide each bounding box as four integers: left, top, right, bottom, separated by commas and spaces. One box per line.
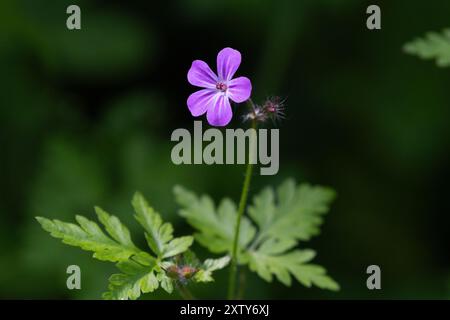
187, 48, 252, 126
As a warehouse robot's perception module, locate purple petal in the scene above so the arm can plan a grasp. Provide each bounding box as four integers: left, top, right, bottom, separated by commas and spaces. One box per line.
228, 76, 252, 103
187, 60, 217, 88
206, 94, 232, 127
187, 89, 217, 116
217, 48, 241, 81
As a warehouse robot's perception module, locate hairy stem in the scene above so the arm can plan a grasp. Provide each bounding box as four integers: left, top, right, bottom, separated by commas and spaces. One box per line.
227, 115, 257, 299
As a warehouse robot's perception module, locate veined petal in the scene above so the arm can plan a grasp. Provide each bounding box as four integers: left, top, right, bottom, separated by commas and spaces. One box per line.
206, 95, 232, 127
187, 60, 217, 88
217, 48, 241, 81
187, 89, 217, 116
228, 76, 252, 103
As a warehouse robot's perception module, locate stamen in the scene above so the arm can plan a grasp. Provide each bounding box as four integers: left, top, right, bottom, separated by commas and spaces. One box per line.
216, 82, 227, 92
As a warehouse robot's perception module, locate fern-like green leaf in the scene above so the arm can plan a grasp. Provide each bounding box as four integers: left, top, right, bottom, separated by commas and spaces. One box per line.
175, 179, 339, 291
103, 253, 160, 300
95, 206, 138, 249
174, 186, 256, 254
194, 256, 231, 283
132, 192, 193, 258
36, 214, 141, 262
249, 179, 336, 243
37, 192, 219, 300
245, 180, 338, 290
404, 29, 450, 67
244, 239, 339, 290
157, 272, 174, 294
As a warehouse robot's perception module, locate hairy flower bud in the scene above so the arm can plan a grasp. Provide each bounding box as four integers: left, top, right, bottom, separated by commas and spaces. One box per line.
262, 96, 286, 123
242, 96, 286, 124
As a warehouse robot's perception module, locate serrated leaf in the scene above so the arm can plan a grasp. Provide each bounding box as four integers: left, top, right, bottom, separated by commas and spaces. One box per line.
174, 179, 339, 291
103, 259, 159, 300
289, 264, 340, 291
157, 272, 174, 294
37, 192, 200, 299
194, 256, 231, 283
36, 216, 140, 262
132, 192, 193, 258
162, 236, 194, 259
404, 29, 450, 67
245, 240, 313, 285
95, 206, 138, 249
243, 179, 339, 290
132, 251, 157, 266
245, 241, 338, 290
174, 186, 256, 254
249, 179, 336, 243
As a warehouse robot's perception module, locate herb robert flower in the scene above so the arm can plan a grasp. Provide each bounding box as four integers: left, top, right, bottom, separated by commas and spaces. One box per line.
187, 47, 252, 126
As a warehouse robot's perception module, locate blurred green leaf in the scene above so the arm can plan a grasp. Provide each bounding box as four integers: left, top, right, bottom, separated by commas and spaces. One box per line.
175, 179, 339, 291
245, 243, 338, 290
174, 186, 256, 254
404, 29, 450, 67
194, 256, 230, 283
245, 180, 338, 290
249, 179, 336, 242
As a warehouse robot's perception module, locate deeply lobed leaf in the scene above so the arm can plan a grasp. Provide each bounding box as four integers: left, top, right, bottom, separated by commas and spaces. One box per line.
174, 186, 256, 254
37, 193, 200, 300
132, 192, 193, 259
175, 179, 339, 291
194, 256, 231, 283
248, 179, 336, 243
36, 212, 140, 262
245, 239, 339, 290
103, 254, 161, 300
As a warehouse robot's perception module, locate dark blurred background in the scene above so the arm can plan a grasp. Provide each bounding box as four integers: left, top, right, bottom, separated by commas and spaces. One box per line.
1, 0, 450, 299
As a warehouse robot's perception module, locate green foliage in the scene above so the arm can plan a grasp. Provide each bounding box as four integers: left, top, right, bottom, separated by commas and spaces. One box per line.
132, 192, 193, 259
195, 256, 231, 283
103, 253, 160, 300
175, 179, 339, 291
35, 213, 140, 263
174, 187, 256, 254
245, 242, 338, 290
37, 178, 338, 298
248, 180, 336, 242
37, 192, 228, 300
404, 29, 450, 67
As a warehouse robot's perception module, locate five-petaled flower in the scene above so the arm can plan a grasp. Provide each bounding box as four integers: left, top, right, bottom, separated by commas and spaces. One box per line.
187, 47, 252, 126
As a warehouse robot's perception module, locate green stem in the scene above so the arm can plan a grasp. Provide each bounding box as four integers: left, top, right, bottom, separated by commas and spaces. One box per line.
227, 117, 257, 299
237, 269, 247, 300
176, 283, 195, 300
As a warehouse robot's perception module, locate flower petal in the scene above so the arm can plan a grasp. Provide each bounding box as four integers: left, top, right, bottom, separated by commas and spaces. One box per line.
206, 94, 232, 127
187, 89, 217, 116
187, 60, 217, 88
217, 47, 241, 81
228, 76, 252, 103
